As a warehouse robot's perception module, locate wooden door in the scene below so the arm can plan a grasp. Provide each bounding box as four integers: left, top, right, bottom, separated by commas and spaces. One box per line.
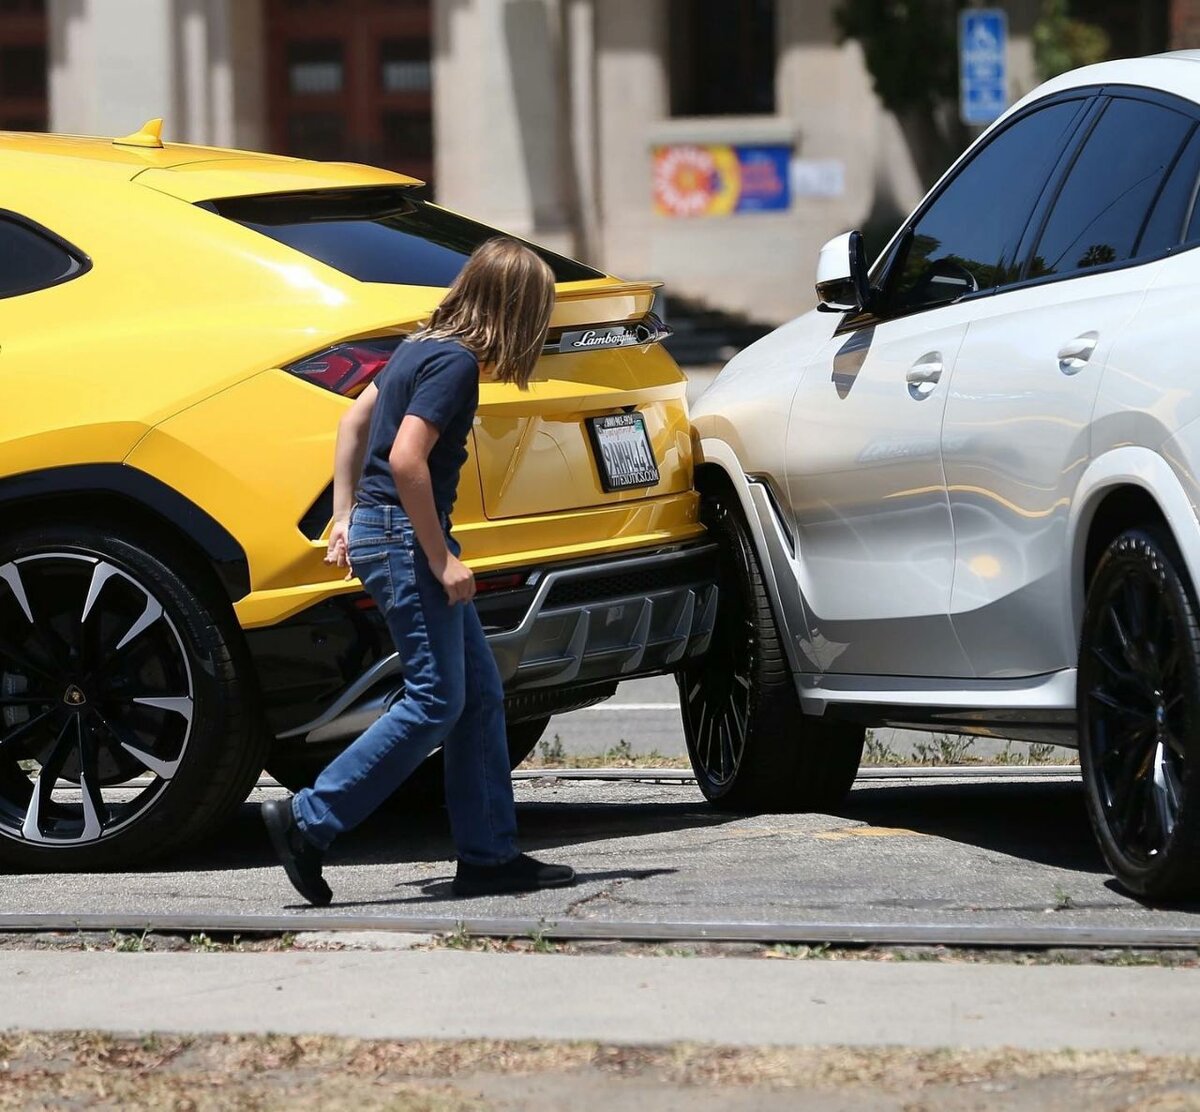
265, 0, 433, 186
0, 0, 48, 132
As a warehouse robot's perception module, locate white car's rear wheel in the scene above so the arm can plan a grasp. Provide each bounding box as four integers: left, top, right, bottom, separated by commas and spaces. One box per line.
677, 490, 863, 812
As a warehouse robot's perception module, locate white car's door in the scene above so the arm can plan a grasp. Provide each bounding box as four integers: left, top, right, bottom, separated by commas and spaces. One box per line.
945, 93, 1199, 678
784, 95, 1092, 678
784, 312, 969, 677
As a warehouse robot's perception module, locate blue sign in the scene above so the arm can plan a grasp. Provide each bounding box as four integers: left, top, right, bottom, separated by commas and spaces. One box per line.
733, 146, 791, 213
960, 8, 1008, 126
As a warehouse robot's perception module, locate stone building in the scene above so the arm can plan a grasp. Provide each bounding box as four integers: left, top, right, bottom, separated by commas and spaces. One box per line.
0, 0, 1194, 322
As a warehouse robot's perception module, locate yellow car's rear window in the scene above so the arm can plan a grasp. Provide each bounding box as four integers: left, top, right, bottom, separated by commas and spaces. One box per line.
201, 187, 602, 287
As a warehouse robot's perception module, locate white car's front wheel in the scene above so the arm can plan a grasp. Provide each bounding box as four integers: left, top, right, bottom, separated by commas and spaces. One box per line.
676, 488, 863, 812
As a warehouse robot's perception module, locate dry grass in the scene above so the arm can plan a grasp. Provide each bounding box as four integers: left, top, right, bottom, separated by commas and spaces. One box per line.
1, 1034, 1200, 1110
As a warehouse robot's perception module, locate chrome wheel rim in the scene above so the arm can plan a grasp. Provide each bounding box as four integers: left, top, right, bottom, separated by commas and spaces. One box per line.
0, 552, 194, 847
681, 516, 752, 789
1084, 560, 1188, 867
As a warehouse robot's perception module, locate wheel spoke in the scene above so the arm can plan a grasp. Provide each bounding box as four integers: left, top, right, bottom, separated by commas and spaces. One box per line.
21, 716, 76, 843
0, 562, 34, 624
0, 694, 54, 708
92, 708, 184, 781
720, 715, 739, 776
1106, 602, 1136, 668
1151, 741, 1181, 841
79, 560, 118, 626
131, 695, 194, 728
1123, 576, 1149, 643
75, 715, 106, 842
0, 708, 57, 761
1107, 731, 1154, 822
0, 629, 58, 683
1091, 645, 1140, 691
1111, 758, 1150, 840
1088, 687, 1154, 724
1161, 727, 1188, 760
112, 595, 164, 654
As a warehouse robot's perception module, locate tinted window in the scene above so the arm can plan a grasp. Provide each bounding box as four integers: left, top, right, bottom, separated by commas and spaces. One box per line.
1031, 99, 1193, 278
0, 216, 83, 299
887, 99, 1086, 315
206, 188, 603, 286
1138, 123, 1200, 257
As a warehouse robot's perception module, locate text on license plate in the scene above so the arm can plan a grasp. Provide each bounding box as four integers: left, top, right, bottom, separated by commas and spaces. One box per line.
588, 413, 660, 492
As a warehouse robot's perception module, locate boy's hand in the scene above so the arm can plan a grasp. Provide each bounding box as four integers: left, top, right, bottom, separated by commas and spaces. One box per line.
436, 553, 476, 605
325, 519, 352, 579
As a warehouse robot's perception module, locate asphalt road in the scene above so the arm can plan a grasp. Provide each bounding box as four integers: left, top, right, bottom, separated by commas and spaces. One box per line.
7, 767, 1200, 935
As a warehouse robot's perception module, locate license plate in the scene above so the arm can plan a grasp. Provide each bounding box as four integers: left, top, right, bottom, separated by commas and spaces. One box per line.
587, 413, 660, 492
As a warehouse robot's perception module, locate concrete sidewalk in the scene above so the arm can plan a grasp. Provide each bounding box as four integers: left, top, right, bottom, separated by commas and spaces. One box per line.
3, 949, 1199, 1053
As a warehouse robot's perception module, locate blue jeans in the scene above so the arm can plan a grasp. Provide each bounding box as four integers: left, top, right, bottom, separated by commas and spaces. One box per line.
292, 504, 520, 866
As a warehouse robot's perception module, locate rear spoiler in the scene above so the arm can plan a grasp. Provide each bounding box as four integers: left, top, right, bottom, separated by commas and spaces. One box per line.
544, 280, 670, 355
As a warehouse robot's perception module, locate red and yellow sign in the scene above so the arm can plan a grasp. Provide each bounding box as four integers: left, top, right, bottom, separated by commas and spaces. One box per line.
653, 144, 791, 218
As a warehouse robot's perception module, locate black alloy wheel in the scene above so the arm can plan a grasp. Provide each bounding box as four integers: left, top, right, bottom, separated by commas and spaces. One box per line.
0, 524, 265, 870
677, 490, 863, 812
1078, 527, 1200, 900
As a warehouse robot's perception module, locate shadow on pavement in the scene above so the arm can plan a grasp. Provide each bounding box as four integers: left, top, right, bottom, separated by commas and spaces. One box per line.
313, 867, 678, 911
831, 779, 1106, 874
163, 795, 736, 875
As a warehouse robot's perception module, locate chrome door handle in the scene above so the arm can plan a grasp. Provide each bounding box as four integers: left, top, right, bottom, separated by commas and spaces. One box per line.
906, 354, 943, 400
1057, 332, 1098, 375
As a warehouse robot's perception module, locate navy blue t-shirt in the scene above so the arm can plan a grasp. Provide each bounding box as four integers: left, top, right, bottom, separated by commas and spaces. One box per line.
355, 337, 479, 514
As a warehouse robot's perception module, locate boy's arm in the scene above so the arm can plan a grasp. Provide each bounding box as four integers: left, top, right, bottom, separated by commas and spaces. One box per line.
324, 383, 378, 572
389, 415, 475, 605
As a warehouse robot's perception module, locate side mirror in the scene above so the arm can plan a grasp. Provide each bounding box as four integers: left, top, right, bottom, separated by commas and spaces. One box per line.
815, 230, 872, 314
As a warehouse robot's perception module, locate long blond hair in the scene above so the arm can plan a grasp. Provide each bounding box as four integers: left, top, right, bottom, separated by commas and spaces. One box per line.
419, 238, 556, 390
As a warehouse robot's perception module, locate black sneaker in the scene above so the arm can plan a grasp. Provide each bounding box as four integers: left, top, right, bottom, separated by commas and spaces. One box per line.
262, 798, 332, 907
452, 853, 576, 897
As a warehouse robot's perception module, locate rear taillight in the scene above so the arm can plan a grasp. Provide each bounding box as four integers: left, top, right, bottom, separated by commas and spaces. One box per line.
285, 336, 404, 397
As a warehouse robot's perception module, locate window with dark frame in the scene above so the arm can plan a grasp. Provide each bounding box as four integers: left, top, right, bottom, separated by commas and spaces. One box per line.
0, 215, 85, 299
669, 0, 776, 117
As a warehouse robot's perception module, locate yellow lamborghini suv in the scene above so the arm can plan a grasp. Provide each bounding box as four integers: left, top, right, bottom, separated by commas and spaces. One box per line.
0, 121, 716, 870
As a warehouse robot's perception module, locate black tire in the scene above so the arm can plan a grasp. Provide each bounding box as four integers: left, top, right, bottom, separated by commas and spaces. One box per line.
265, 715, 552, 799
0, 522, 266, 871
1078, 526, 1200, 901
677, 489, 863, 812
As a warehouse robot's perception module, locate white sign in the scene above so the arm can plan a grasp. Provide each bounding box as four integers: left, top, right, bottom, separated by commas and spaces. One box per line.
960, 8, 1008, 126
790, 159, 846, 199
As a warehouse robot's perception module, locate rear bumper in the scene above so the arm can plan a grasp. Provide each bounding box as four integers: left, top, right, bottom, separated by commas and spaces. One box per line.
275, 543, 718, 745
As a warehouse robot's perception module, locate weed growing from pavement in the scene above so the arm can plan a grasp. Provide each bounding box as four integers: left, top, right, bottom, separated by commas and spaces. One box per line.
535, 732, 566, 763
765, 943, 832, 960
1052, 886, 1076, 912
443, 921, 472, 950
526, 735, 685, 770
109, 929, 150, 953
862, 730, 1080, 767
911, 734, 977, 765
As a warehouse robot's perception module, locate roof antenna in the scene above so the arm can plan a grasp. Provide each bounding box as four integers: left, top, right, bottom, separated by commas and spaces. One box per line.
113, 118, 164, 149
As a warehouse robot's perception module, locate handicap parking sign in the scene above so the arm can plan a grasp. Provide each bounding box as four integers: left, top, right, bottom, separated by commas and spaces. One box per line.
960, 8, 1008, 126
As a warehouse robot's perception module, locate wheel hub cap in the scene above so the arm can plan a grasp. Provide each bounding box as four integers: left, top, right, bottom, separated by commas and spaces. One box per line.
62, 684, 87, 708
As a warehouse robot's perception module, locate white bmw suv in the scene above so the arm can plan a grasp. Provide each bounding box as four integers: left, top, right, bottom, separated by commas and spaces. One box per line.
684, 54, 1200, 900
